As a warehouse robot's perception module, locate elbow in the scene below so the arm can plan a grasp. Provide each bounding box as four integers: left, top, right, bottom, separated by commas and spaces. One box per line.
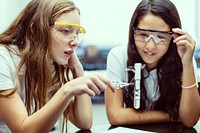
182, 120, 198, 128
84, 121, 92, 130
107, 112, 121, 126
74, 112, 93, 130
179, 107, 200, 128
79, 124, 92, 130
76, 118, 92, 130
180, 117, 199, 128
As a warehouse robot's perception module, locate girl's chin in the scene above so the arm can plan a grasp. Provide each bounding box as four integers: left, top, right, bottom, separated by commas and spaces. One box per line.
54, 60, 69, 66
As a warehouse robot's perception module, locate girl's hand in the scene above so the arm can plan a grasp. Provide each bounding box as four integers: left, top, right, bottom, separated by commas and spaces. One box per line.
67, 52, 82, 69
62, 74, 116, 97
172, 28, 196, 66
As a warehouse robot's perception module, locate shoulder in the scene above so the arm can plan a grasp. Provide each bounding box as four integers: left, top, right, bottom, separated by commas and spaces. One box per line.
0, 46, 16, 90
106, 45, 128, 82
0, 45, 12, 61
0, 45, 9, 53
0, 45, 19, 55
0, 45, 21, 72
108, 45, 127, 60
0, 45, 20, 61
109, 45, 127, 54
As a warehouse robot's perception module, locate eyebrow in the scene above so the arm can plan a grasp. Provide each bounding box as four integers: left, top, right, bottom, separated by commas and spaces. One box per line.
133, 27, 173, 34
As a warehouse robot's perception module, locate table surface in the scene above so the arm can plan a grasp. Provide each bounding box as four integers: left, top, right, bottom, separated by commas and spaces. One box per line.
73, 120, 200, 133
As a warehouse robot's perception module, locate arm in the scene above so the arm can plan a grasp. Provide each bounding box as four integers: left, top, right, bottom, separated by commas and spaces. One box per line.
66, 52, 116, 129
0, 87, 73, 133
68, 61, 93, 130
105, 88, 169, 126
0, 52, 116, 132
0, 48, 70, 132
173, 28, 200, 127
105, 46, 169, 126
180, 63, 200, 127
0, 73, 115, 133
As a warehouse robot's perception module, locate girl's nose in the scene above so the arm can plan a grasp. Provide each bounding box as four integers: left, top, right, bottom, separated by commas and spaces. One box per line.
69, 35, 78, 48
145, 37, 156, 50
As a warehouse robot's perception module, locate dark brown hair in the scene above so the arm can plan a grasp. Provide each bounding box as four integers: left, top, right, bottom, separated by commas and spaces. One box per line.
124, 0, 182, 121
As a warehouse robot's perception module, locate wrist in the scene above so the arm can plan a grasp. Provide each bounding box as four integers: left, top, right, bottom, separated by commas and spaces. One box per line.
61, 84, 74, 100
182, 83, 197, 89
182, 61, 193, 68
56, 85, 74, 104
70, 64, 84, 77
182, 63, 195, 77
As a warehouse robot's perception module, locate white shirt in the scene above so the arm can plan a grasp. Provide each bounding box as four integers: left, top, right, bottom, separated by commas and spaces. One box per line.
106, 45, 199, 109
0, 45, 58, 132
0, 45, 22, 132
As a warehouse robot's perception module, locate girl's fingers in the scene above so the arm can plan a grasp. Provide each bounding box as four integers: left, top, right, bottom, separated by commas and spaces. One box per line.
82, 88, 96, 96
86, 79, 102, 95
172, 28, 186, 35
172, 28, 195, 48
97, 75, 116, 93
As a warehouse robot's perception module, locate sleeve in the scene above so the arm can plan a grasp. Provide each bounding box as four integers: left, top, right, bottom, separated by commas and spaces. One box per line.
0, 48, 15, 90
106, 46, 127, 82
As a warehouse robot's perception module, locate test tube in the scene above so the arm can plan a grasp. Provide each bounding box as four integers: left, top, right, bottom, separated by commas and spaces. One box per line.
134, 63, 142, 109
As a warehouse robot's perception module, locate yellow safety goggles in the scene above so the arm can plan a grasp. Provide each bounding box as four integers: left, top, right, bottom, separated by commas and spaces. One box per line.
54, 22, 86, 33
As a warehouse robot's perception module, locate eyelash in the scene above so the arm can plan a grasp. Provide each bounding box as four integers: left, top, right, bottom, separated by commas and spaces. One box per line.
59, 29, 71, 35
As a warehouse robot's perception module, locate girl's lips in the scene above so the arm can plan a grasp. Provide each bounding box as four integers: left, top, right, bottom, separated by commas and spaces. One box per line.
64, 50, 73, 57
144, 51, 156, 56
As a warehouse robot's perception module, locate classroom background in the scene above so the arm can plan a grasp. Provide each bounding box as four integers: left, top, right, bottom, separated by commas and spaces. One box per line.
0, 1, 200, 132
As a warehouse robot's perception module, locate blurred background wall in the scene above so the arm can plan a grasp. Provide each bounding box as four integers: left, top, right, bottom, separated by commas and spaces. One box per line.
73, 0, 199, 47
0, 0, 199, 70
0, 0, 30, 33
0, 0, 199, 46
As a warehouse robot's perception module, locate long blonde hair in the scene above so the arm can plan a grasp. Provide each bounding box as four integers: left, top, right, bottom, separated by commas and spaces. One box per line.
0, 0, 80, 132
